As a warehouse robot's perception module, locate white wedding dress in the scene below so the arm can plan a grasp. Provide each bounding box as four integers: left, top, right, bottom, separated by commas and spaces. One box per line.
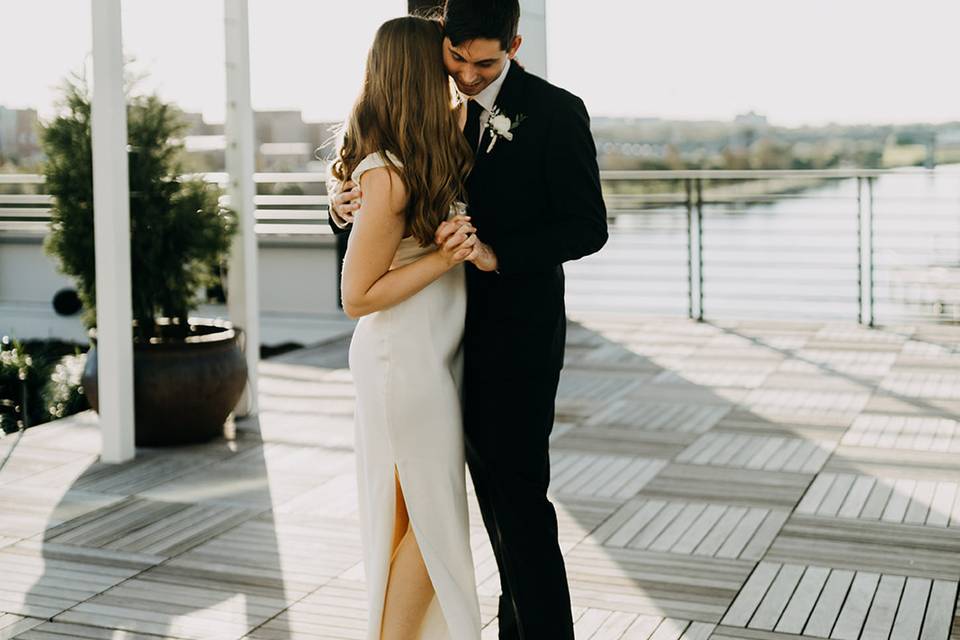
346, 151, 481, 639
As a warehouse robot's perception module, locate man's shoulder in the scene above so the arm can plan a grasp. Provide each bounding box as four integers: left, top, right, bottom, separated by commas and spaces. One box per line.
518, 68, 585, 112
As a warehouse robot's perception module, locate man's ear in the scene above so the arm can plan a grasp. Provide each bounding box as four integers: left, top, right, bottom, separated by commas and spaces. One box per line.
507, 34, 522, 59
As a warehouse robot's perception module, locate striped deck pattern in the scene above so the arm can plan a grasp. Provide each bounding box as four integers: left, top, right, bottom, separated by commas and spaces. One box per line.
0, 315, 958, 639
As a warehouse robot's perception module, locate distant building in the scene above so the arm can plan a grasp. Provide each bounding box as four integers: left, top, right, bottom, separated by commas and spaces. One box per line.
0, 106, 41, 164
937, 128, 960, 147
180, 110, 340, 172
734, 111, 769, 128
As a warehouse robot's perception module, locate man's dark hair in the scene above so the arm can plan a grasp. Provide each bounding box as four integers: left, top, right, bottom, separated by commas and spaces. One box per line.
442, 0, 520, 51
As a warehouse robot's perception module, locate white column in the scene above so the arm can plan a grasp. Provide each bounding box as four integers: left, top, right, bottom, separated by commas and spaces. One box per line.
519, 0, 547, 79
91, 0, 135, 463
224, 0, 259, 417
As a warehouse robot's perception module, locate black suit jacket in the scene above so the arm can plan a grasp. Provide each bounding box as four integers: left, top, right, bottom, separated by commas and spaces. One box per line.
328, 62, 608, 373
462, 62, 607, 373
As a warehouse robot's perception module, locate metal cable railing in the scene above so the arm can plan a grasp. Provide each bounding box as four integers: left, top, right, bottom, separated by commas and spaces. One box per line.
3, 168, 959, 325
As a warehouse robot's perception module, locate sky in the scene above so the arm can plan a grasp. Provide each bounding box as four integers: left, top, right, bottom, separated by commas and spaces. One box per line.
1, 0, 958, 128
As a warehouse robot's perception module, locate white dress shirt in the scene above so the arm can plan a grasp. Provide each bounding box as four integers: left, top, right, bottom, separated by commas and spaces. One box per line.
463, 58, 512, 148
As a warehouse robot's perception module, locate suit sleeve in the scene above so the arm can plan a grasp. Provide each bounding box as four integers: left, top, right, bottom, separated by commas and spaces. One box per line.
489, 94, 608, 274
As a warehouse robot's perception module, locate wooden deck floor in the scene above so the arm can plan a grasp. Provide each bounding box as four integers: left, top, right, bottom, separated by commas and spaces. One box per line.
1, 314, 959, 640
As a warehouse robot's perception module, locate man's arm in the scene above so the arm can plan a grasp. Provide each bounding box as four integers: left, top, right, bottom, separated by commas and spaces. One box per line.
488, 93, 608, 274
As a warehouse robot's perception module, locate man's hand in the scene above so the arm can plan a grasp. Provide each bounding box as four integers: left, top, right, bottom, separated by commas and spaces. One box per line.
435, 215, 499, 273
467, 238, 499, 272
330, 179, 362, 226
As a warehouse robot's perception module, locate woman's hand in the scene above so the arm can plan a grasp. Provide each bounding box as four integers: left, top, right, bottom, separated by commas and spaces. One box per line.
434, 215, 499, 272
435, 215, 477, 268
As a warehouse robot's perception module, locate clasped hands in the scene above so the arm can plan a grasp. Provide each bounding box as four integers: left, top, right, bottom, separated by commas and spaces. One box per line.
434, 214, 498, 272
332, 179, 498, 272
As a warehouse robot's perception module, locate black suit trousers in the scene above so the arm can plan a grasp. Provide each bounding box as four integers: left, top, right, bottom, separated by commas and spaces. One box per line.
463, 349, 574, 639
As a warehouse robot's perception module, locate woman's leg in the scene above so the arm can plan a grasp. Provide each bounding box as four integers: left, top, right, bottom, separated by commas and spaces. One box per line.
389, 466, 409, 560
380, 466, 436, 640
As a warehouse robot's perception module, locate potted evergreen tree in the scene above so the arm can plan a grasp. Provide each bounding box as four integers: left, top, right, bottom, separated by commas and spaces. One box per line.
41, 74, 247, 446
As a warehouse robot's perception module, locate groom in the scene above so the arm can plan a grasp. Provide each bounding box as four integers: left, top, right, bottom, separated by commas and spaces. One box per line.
330, 1, 607, 637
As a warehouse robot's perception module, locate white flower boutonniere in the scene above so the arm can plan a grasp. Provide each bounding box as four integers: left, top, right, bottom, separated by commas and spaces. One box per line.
483, 106, 527, 153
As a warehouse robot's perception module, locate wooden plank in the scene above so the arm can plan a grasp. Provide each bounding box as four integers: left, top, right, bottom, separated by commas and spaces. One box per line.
717, 509, 767, 559
890, 577, 931, 640
904, 481, 937, 525
0, 615, 44, 639
951, 487, 960, 528
837, 476, 876, 519
650, 504, 708, 552
648, 617, 688, 640
749, 563, 805, 630
800, 445, 834, 474
614, 458, 667, 498
803, 569, 854, 637
831, 571, 880, 640
919, 580, 958, 640
607, 500, 667, 548
860, 480, 894, 520
817, 474, 856, 517
740, 510, 789, 561
797, 474, 835, 514
680, 621, 715, 640
880, 478, 917, 522
673, 504, 726, 555
861, 574, 906, 640
622, 614, 665, 640
721, 562, 780, 627
786, 441, 828, 473
927, 483, 957, 527
759, 438, 803, 472
696, 507, 748, 557
575, 608, 615, 638
775, 565, 831, 634
591, 499, 649, 544
590, 610, 642, 639
630, 503, 686, 549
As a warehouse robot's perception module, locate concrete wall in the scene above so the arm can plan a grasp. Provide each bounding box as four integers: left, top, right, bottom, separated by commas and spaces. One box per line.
0, 233, 345, 344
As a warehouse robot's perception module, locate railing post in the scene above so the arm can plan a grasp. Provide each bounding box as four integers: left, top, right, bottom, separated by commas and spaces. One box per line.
867, 176, 876, 327
856, 176, 863, 325
685, 178, 694, 320
696, 178, 705, 321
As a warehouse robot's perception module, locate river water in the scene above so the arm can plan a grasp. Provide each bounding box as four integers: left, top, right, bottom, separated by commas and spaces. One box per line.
565, 165, 960, 325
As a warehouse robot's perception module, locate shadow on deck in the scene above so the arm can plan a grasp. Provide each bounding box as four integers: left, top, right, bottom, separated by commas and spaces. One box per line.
1, 314, 959, 640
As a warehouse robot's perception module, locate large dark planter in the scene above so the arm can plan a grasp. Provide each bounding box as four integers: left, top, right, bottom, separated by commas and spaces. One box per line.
81, 317, 248, 447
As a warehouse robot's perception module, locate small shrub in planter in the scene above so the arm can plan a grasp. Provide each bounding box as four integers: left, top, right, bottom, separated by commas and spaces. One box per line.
39, 72, 247, 446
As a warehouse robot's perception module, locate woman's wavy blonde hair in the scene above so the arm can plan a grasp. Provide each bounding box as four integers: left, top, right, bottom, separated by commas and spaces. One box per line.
331, 16, 473, 248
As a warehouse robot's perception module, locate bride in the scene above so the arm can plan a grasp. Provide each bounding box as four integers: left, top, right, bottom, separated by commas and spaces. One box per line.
328, 15, 483, 640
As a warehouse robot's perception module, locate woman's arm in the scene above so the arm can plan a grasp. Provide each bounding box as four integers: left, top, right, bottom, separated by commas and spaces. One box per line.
341, 167, 475, 319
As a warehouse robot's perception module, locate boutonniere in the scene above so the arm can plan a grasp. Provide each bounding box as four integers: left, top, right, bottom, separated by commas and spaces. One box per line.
483, 106, 527, 153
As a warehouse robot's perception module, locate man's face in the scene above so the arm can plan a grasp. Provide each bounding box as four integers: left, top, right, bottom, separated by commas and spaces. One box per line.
442, 35, 522, 97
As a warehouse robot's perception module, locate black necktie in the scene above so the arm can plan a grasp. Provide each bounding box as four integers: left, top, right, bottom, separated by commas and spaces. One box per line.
463, 99, 484, 153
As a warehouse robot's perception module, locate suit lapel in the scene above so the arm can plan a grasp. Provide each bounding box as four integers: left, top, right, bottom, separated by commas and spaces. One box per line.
472, 62, 526, 172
